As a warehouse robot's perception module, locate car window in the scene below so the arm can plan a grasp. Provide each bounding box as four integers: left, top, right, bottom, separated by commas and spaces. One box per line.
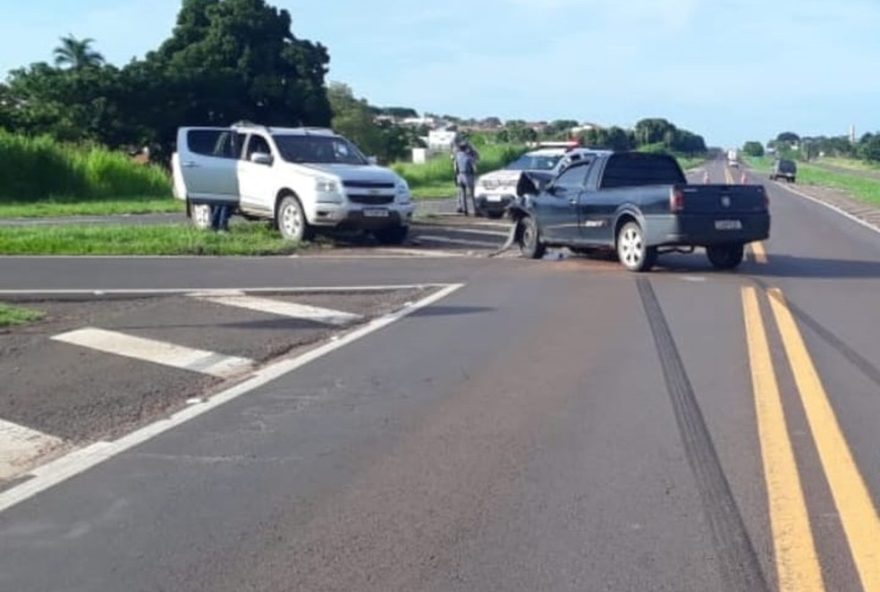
245, 135, 272, 160
273, 134, 367, 165
506, 154, 563, 171
187, 130, 243, 159
554, 163, 590, 190
600, 154, 686, 189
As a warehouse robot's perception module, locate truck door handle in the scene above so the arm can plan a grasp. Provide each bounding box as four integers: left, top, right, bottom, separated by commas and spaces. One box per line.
182, 161, 199, 168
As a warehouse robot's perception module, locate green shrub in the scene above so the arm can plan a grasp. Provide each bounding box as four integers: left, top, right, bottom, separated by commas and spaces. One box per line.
393, 144, 527, 188
0, 130, 171, 201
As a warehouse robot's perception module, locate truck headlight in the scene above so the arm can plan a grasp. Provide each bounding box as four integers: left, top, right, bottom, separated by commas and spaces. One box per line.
396, 179, 411, 202
315, 177, 340, 194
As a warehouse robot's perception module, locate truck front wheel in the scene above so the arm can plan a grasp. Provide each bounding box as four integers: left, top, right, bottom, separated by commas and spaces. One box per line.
706, 243, 744, 270
519, 216, 546, 259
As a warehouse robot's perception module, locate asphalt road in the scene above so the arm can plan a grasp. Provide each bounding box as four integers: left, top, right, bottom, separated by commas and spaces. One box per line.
2, 160, 880, 591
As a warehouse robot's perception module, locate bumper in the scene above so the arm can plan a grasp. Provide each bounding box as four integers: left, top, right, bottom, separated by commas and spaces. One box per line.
308, 202, 415, 230
645, 213, 771, 247
475, 193, 515, 212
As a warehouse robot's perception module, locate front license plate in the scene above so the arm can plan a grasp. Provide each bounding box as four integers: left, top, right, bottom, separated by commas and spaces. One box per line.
364, 209, 390, 218
715, 219, 742, 230
486, 194, 503, 202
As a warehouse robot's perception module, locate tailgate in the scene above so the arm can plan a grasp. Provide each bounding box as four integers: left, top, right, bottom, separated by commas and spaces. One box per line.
676, 184, 767, 214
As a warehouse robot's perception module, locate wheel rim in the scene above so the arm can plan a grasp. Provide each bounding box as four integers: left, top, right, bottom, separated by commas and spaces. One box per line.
522, 222, 536, 251
619, 227, 644, 267
192, 204, 211, 229
281, 202, 302, 238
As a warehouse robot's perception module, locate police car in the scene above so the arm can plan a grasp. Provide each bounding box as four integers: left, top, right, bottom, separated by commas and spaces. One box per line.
474, 144, 611, 218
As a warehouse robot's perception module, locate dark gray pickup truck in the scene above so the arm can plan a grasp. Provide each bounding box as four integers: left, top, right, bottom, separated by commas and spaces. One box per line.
510, 152, 770, 272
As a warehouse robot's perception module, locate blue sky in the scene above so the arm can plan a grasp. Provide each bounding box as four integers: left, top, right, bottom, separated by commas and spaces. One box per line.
2, 0, 878, 147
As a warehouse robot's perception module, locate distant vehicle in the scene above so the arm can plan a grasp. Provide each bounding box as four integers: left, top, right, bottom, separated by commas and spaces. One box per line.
769, 159, 797, 183
727, 148, 740, 168
509, 152, 770, 272
172, 123, 414, 243
474, 146, 611, 218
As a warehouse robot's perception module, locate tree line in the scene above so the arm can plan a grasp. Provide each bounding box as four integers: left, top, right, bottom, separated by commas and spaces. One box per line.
0, 0, 708, 166
742, 131, 880, 162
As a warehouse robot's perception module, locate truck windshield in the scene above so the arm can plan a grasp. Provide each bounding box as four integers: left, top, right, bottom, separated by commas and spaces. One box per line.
600, 154, 687, 189
273, 135, 367, 165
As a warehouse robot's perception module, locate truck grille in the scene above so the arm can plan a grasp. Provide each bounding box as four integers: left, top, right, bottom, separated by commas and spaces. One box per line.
348, 194, 394, 205
343, 180, 395, 189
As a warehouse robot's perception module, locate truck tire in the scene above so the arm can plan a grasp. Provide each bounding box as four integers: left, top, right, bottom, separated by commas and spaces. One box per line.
617, 222, 656, 272
374, 225, 409, 245
276, 195, 312, 242
519, 216, 546, 259
189, 202, 212, 231
706, 243, 744, 270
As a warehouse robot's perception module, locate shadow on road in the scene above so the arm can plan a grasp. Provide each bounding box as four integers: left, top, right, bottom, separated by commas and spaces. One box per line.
744, 255, 880, 279
410, 305, 494, 318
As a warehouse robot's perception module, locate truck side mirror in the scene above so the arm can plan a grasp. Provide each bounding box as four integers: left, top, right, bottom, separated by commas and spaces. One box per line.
250, 152, 273, 166
367, 156, 379, 165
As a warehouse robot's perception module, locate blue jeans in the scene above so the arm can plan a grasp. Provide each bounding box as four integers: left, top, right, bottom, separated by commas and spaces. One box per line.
456, 174, 475, 213
211, 204, 231, 231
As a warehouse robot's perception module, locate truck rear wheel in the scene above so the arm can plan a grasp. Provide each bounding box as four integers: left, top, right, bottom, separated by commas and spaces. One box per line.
189, 202, 212, 231
706, 244, 744, 270
617, 222, 656, 272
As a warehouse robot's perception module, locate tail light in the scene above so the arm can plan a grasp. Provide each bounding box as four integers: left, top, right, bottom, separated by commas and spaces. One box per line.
760, 186, 769, 208
670, 187, 685, 212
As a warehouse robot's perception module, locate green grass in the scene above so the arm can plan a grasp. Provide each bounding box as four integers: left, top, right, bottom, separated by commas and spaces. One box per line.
796, 165, 880, 206
0, 131, 174, 217
0, 223, 301, 256
819, 157, 880, 173
0, 302, 44, 327
676, 156, 706, 171
746, 156, 880, 206
0, 195, 182, 218
394, 144, 527, 193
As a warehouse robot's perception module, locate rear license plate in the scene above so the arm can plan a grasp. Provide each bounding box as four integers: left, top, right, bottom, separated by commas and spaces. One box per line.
364, 208, 390, 218
715, 220, 743, 230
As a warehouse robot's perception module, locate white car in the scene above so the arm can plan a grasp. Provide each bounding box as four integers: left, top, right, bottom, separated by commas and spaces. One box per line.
172, 123, 414, 243
474, 147, 611, 218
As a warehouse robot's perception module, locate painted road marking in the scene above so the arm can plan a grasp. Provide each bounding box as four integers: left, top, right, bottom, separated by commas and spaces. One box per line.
0, 284, 451, 297
0, 284, 464, 514
414, 235, 501, 248
415, 226, 510, 238
191, 294, 362, 326
770, 180, 880, 237
0, 419, 63, 481
52, 328, 254, 378
769, 289, 880, 591
725, 166, 735, 184
742, 287, 825, 592
750, 241, 768, 264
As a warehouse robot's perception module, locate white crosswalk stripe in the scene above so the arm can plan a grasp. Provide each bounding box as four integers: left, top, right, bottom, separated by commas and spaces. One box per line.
52, 328, 254, 378
190, 294, 362, 326
0, 419, 63, 480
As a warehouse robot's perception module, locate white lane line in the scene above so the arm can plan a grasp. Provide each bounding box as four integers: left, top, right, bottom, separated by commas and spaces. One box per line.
52, 328, 254, 378
372, 248, 463, 258
191, 294, 362, 326
415, 235, 501, 248
0, 419, 64, 481
0, 284, 450, 297
0, 283, 464, 514
768, 179, 880, 236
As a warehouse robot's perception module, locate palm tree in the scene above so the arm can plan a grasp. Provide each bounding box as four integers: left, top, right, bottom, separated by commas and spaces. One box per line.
53, 35, 105, 69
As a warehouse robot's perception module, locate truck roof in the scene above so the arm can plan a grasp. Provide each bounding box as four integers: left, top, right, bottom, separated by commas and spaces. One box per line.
230, 122, 336, 136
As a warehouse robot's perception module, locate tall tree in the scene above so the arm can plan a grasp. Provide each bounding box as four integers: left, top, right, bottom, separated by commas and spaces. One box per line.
53, 35, 105, 69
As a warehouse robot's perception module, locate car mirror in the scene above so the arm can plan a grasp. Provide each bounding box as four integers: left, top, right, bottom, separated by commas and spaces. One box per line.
367, 156, 379, 165
250, 152, 273, 166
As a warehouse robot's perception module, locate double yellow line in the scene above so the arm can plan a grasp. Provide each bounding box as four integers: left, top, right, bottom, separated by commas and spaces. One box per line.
742, 287, 880, 591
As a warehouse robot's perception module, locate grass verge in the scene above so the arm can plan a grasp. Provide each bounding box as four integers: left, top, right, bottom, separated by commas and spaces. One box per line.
746, 156, 880, 206
0, 303, 44, 327
0, 223, 300, 256
677, 156, 707, 171
0, 195, 182, 218
820, 157, 880, 173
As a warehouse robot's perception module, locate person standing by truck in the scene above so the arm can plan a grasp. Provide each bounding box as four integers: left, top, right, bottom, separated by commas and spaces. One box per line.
453, 141, 478, 215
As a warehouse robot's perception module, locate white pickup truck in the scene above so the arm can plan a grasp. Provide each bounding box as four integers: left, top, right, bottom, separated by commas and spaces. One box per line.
172, 123, 414, 243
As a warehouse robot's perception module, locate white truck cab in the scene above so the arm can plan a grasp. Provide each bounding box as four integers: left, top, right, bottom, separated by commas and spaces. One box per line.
172, 123, 414, 243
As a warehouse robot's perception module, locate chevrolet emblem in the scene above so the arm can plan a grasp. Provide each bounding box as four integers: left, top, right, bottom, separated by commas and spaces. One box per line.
721, 196, 731, 208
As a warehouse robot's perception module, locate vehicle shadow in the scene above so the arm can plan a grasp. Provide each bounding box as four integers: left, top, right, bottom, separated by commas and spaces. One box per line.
647, 254, 880, 280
